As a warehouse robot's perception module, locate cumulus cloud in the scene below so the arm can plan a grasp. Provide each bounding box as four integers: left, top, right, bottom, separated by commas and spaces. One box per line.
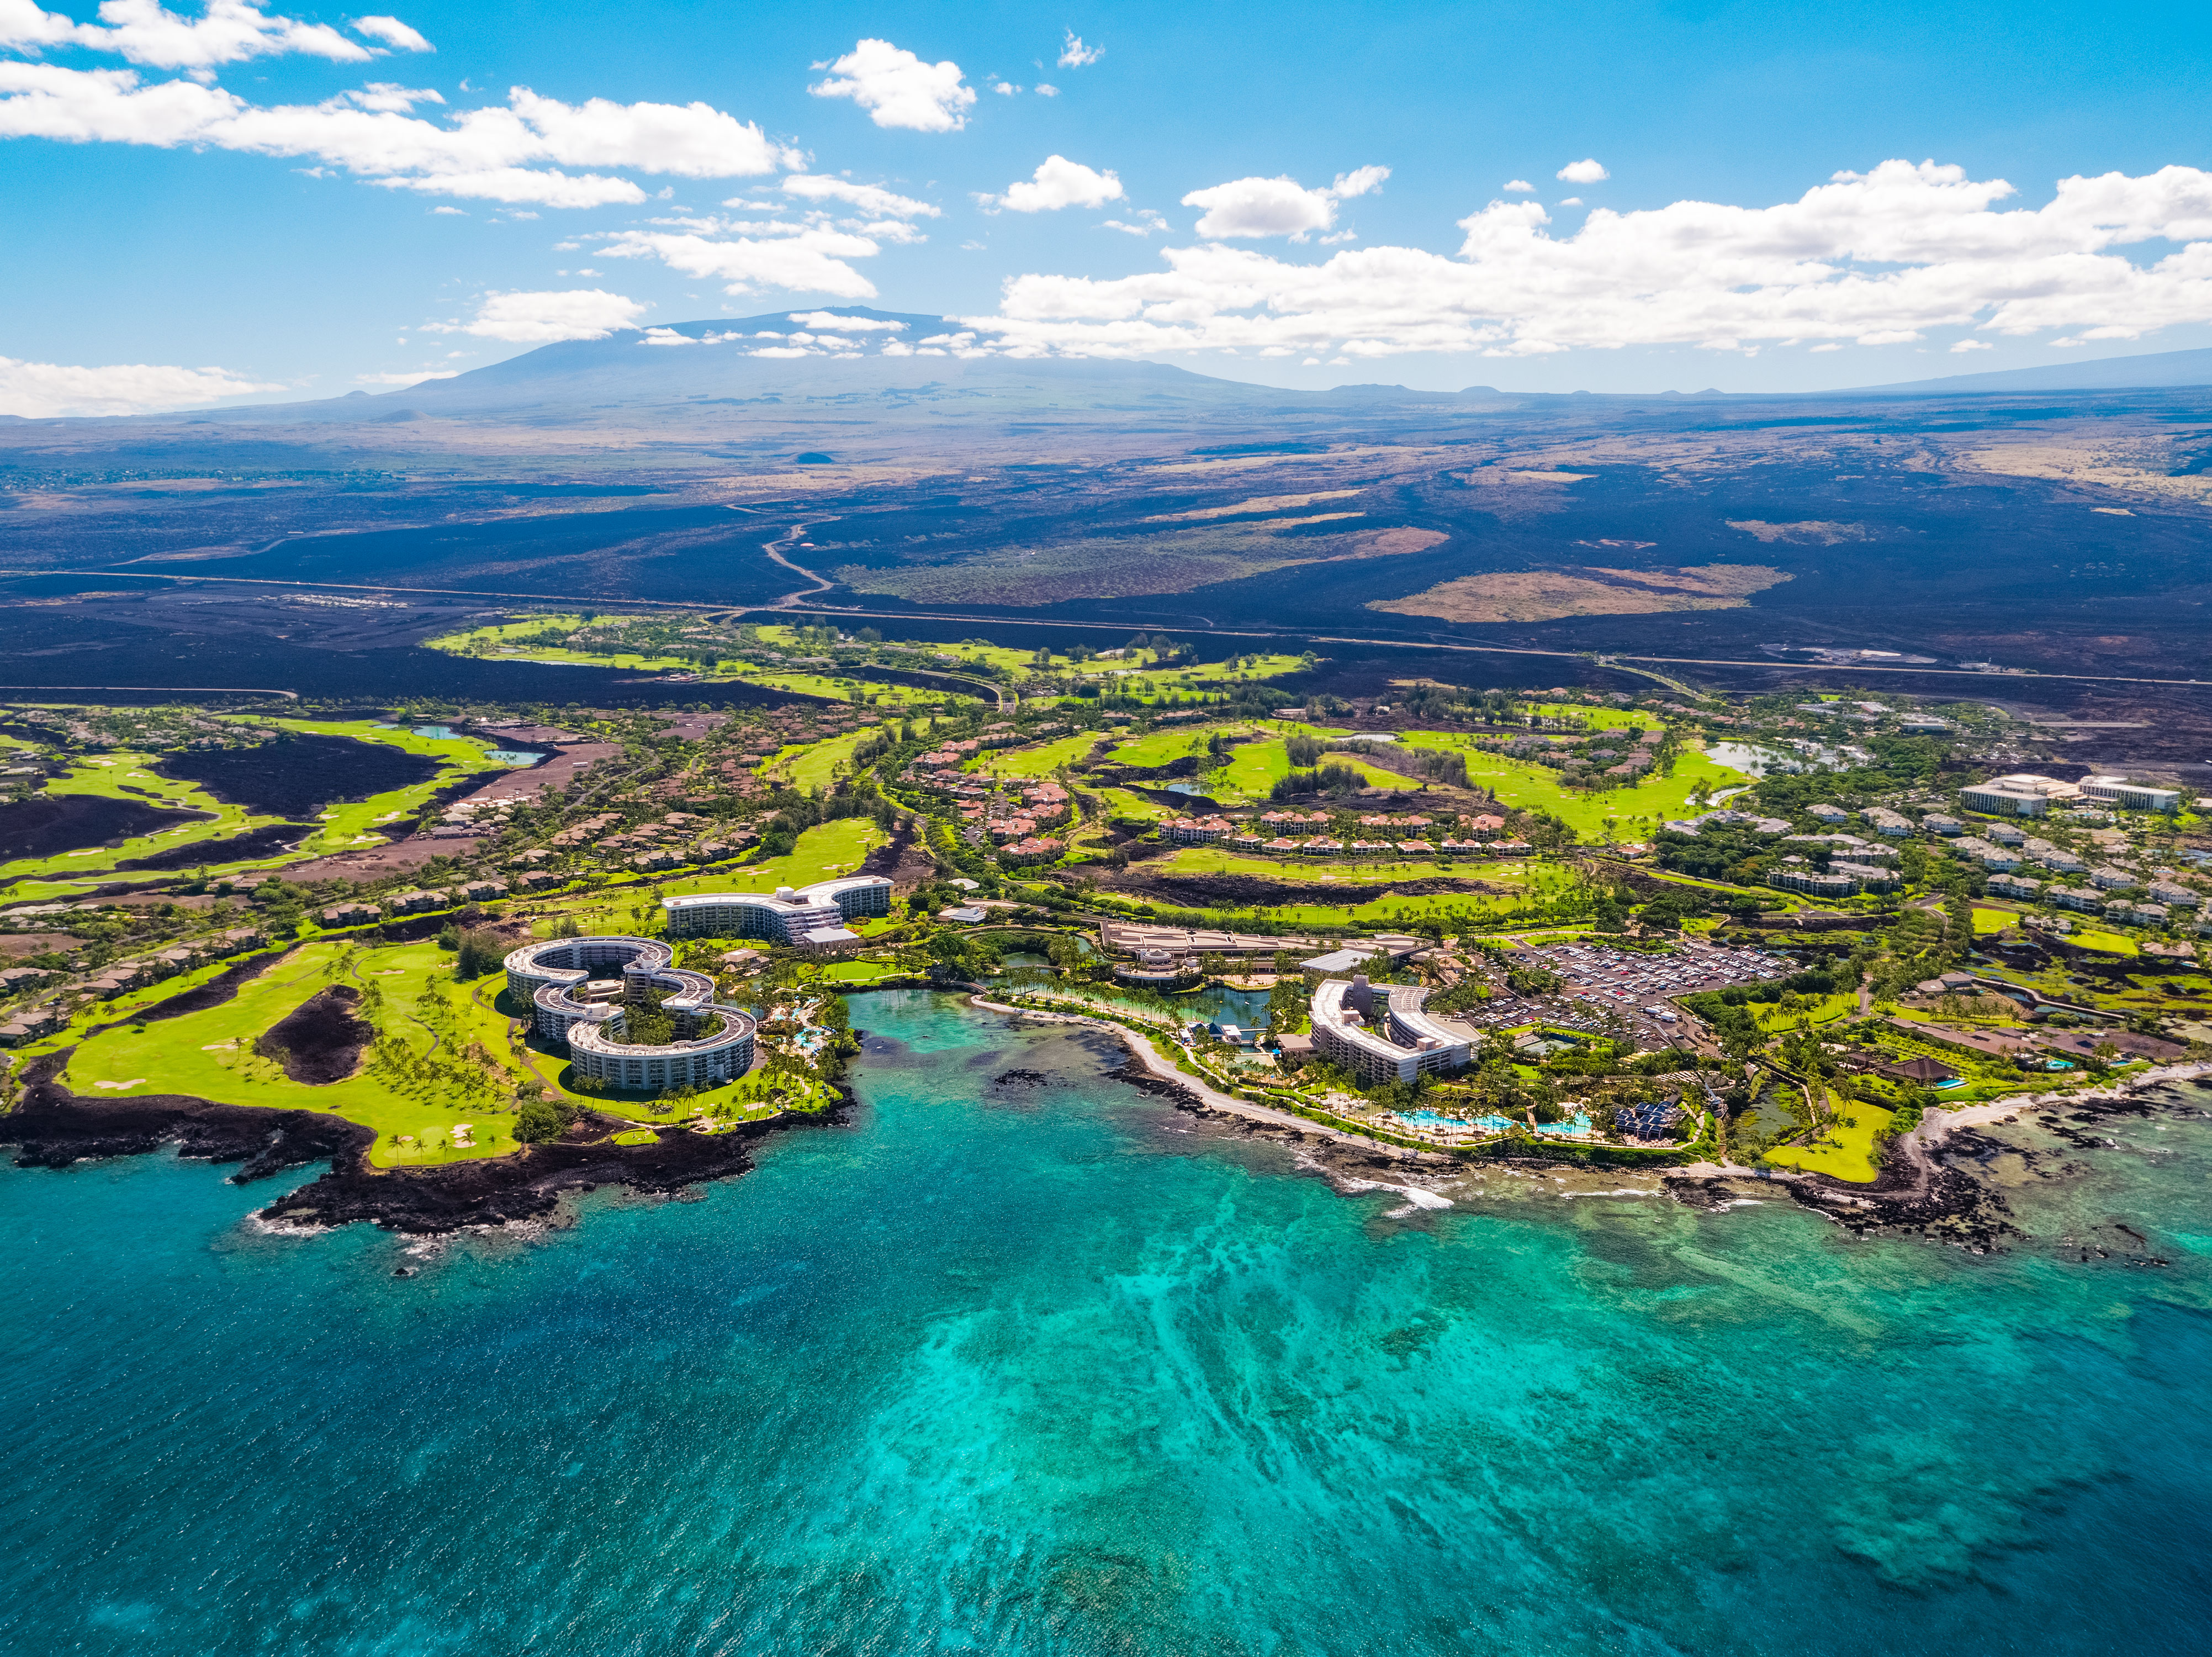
341, 81, 440, 112
1180, 164, 1388, 240
957, 159, 2212, 362
422, 288, 645, 342
602, 225, 883, 299
1034, 82, 1057, 97
777, 172, 938, 219
1557, 157, 1608, 183
4, 0, 377, 71
980, 154, 1123, 213
1950, 339, 1993, 352
0, 352, 283, 416
808, 38, 974, 133
1102, 210, 1166, 236
1056, 30, 1102, 68
351, 14, 431, 52
1503, 178, 1533, 193
786, 310, 904, 330
0, 65, 800, 205
0, 1, 101, 52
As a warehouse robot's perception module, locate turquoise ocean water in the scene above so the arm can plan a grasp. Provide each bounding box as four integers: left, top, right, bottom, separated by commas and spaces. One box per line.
3, 990, 2209, 1655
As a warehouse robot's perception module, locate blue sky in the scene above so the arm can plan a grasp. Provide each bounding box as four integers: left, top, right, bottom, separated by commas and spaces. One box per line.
4, 0, 2211, 414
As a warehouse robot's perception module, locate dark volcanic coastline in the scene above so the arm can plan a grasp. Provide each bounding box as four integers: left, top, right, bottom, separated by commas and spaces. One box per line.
1, 1049, 848, 1235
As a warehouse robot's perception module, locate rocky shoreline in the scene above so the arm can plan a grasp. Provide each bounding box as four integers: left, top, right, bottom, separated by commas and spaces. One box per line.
2, 1049, 848, 1236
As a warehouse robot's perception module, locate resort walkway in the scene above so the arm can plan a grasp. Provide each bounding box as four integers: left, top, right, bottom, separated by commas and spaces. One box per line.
968, 996, 1439, 1158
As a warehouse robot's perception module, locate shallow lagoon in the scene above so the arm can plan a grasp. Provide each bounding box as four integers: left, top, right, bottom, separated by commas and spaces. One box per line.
3, 991, 2208, 1655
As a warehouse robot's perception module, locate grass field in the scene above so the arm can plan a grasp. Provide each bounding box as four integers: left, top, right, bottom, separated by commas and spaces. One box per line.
2069, 928, 2140, 956
1157, 847, 1541, 884
971, 732, 1103, 779
0, 751, 252, 889
1765, 1095, 1896, 1183
1517, 703, 1655, 731
49, 937, 827, 1165
50, 942, 538, 1164
1753, 991, 1859, 1031
775, 729, 871, 790
1972, 906, 2021, 935
1397, 732, 1750, 840
534, 821, 886, 932
261, 718, 514, 856
424, 619, 950, 707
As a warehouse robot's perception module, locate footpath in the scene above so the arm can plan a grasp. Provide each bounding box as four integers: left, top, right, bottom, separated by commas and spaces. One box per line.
967, 995, 1440, 1159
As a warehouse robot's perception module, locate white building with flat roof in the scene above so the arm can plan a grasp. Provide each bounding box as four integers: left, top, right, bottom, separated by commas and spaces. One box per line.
1309, 975, 1471, 1085
662, 874, 892, 943
2082, 775, 2182, 812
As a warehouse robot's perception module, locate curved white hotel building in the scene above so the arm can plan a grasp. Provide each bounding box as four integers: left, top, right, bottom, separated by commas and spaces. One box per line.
1309, 974, 1472, 1085
504, 935, 756, 1093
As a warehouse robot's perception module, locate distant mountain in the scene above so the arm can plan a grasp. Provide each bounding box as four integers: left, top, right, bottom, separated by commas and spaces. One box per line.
235, 307, 1303, 420
1854, 346, 2212, 395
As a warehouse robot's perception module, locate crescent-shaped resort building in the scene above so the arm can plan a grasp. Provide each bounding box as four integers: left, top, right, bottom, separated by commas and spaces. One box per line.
500, 877, 893, 1094
504, 935, 758, 1093
659, 874, 892, 946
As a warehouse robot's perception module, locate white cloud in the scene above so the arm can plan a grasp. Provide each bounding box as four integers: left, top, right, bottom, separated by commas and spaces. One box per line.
351, 14, 430, 52
342, 81, 441, 112
1557, 157, 1608, 183
0, 1, 101, 52
1101, 210, 1165, 236
422, 287, 645, 342
602, 225, 883, 298
1503, 178, 1533, 193
991, 80, 1018, 96
981, 154, 1123, 213
959, 159, 2212, 362
777, 172, 938, 219
428, 203, 462, 214
1057, 30, 1102, 68
1034, 82, 1057, 97
1949, 339, 1993, 352
28, 0, 379, 71
354, 367, 458, 383
0, 352, 283, 416
1180, 165, 1387, 240
786, 311, 904, 330
0, 65, 800, 205
808, 38, 973, 133
1558, 196, 1581, 207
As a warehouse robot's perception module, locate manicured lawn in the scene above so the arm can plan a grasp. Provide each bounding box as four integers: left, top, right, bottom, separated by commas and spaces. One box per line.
1398, 733, 1751, 840
0, 750, 253, 888
641, 819, 886, 902
777, 730, 871, 790
1972, 906, 2021, 935
1159, 847, 1539, 884
52, 942, 532, 1165
2071, 928, 2139, 956
1753, 991, 1859, 1031
1765, 1096, 1896, 1183
971, 732, 1102, 779
50, 938, 795, 1165
1517, 703, 1655, 731
260, 717, 515, 857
